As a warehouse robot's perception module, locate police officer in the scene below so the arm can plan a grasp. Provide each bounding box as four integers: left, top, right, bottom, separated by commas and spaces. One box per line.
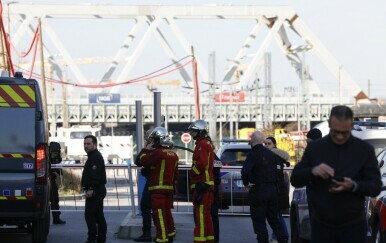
241, 131, 287, 243
134, 130, 153, 242
139, 127, 179, 243
82, 135, 107, 243
49, 142, 66, 225
188, 120, 215, 243
49, 169, 66, 224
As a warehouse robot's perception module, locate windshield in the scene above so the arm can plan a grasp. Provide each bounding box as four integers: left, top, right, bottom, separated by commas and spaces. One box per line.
220, 148, 250, 166
0, 108, 35, 153
365, 139, 386, 155
70, 131, 92, 139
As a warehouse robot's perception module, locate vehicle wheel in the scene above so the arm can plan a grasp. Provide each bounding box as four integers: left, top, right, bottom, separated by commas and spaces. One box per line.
290, 208, 308, 243
32, 208, 49, 243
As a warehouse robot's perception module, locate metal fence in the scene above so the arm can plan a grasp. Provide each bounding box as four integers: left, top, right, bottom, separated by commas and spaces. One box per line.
51, 163, 295, 216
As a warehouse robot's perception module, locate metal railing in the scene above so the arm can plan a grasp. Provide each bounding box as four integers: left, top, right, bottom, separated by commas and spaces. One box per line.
51, 163, 295, 216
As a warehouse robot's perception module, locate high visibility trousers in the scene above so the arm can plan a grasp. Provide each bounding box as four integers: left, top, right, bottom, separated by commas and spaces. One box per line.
193, 190, 214, 243
151, 193, 175, 243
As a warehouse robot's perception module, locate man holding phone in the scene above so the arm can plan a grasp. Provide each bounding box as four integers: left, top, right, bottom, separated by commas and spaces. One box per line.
291, 105, 382, 243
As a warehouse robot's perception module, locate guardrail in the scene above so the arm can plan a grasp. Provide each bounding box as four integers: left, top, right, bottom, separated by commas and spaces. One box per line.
51, 163, 295, 216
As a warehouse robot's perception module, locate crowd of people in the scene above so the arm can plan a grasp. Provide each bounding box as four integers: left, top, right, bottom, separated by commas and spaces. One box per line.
50, 105, 381, 243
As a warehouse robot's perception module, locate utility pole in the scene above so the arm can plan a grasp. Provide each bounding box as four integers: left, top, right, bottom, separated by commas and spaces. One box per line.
62, 68, 69, 128
338, 65, 342, 105
264, 52, 272, 129
368, 79, 371, 99
0, 28, 8, 72
38, 18, 48, 128
255, 77, 260, 130
230, 84, 233, 139
208, 52, 217, 141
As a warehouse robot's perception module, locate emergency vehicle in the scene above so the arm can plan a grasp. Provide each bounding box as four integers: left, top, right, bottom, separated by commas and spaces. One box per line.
54, 125, 101, 162
0, 73, 60, 243
52, 125, 133, 163
368, 145, 386, 243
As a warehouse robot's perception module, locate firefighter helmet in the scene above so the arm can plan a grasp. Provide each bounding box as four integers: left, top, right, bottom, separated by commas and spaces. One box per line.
188, 119, 208, 136
149, 127, 173, 147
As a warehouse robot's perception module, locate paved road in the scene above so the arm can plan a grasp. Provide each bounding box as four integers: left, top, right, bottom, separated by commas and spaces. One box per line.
1, 211, 290, 243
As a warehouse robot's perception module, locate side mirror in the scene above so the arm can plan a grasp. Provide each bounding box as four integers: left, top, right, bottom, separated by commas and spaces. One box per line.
49, 142, 62, 164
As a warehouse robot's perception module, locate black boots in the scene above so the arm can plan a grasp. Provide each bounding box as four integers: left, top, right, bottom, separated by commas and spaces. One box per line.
134, 231, 152, 242
53, 218, 66, 224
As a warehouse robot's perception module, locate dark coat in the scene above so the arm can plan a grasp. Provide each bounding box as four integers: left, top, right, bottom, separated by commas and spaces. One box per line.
291, 135, 382, 226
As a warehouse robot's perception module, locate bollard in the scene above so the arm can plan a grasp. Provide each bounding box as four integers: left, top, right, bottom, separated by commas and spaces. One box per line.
127, 160, 136, 217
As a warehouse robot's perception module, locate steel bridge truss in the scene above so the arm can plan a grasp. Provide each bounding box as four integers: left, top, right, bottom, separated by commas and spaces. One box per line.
5, 4, 364, 98
47, 101, 342, 124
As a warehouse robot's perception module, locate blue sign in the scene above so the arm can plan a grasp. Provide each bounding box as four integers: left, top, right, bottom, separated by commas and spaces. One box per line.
3, 189, 10, 196
89, 93, 120, 104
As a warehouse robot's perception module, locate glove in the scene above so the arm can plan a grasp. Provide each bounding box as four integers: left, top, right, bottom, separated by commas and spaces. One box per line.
193, 181, 210, 205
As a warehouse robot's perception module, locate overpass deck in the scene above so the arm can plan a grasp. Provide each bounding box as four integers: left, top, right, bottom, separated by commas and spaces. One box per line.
47, 94, 383, 124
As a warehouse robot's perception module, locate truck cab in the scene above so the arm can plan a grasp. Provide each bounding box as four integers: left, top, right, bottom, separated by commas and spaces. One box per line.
0, 74, 60, 243
54, 125, 101, 162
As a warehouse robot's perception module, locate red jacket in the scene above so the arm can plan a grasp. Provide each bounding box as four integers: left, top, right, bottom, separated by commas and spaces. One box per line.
190, 138, 214, 190
139, 146, 179, 195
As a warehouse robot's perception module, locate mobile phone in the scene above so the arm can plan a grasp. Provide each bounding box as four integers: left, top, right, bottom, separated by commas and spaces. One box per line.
332, 176, 345, 182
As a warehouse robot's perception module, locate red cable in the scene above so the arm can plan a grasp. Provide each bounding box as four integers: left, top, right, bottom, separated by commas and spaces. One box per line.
18, 59, 193, 88
64, 60, 192, 88
0, 1, 14, 76
28, 27, 39, 79
10, 26, 39, 58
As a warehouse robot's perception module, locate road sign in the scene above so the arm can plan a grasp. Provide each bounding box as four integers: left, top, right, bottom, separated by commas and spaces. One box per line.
181, 133, 191, 144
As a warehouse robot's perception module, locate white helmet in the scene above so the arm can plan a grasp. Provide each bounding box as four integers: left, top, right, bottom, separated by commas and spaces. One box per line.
188, 120, 208, 135
149, 127, 173, 147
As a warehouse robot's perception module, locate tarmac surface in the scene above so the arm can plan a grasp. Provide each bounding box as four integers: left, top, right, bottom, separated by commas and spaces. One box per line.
0, 211, 290, 243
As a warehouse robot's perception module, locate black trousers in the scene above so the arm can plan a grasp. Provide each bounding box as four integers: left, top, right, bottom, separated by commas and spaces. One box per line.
50, 178, 61, 220
85, 186, 107, 242
211, 186, 220, 242
311, 218, 366, 243
141, 182, 152, 233
249, 185, 285, 243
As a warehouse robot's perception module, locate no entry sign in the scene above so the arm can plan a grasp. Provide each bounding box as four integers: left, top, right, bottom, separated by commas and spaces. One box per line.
181, 133, 191, 144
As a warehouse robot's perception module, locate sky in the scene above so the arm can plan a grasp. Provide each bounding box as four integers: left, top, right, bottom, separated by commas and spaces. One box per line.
5, 0, 386, 99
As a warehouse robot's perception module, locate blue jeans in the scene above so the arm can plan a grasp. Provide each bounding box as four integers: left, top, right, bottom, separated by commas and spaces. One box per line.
271, 211, 289, 240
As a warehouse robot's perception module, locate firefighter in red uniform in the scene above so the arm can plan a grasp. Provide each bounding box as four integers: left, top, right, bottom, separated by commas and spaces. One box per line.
188, 120, 215, 243
139, 127, 179, 243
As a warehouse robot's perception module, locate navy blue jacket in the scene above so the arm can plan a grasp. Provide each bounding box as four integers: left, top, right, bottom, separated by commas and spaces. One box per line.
291, 135, 382, 226
81, 149, 107, 191
241, 144, 277, 186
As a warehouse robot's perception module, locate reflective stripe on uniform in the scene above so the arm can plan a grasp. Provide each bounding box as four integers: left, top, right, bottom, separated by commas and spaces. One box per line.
159, 159, 165, 186
148, 185, 173, 190
157, 208, 167, 242
199, 204, 204, 238
190, 181, 214, 189
205, 152, 210, 183
192, 163, 200, 175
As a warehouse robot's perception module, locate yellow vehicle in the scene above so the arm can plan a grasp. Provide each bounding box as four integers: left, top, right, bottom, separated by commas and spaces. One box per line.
238, 127, 255, 140
274, 129, 300, 166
